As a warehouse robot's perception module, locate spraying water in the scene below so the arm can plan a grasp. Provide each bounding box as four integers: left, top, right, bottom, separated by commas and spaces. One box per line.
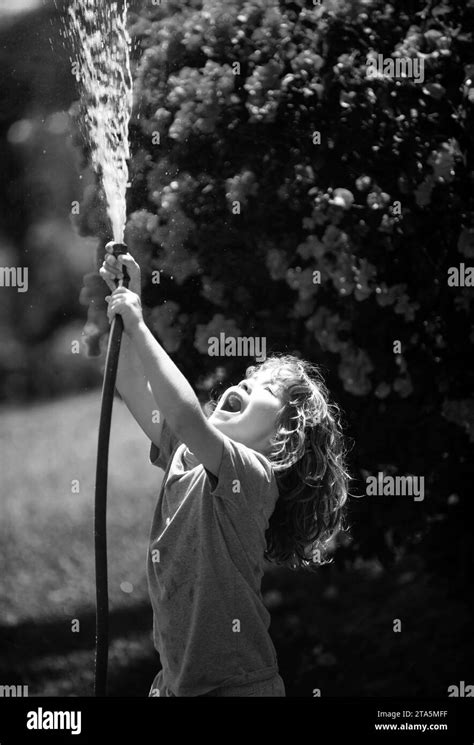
68, 0, 132, 243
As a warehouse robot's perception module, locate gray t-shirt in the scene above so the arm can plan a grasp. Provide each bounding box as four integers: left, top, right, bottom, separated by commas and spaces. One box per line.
147, 419, 280, 696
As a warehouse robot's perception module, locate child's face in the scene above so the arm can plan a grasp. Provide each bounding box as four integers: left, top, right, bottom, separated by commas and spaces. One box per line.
209, 369, 285, 455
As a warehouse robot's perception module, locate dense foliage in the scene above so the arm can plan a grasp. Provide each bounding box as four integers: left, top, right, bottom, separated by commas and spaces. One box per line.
78, 0, 474, 571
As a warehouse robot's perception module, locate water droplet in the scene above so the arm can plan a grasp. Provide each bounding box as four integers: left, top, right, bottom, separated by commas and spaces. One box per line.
120, 581, 134, 593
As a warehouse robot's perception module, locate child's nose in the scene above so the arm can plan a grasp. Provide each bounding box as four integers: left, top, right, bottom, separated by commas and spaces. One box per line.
239, 380, 252, 394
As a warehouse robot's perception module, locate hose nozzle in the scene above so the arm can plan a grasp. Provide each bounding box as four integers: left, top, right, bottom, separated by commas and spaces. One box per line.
105, 241, 128, 259
105, 241, 130, 288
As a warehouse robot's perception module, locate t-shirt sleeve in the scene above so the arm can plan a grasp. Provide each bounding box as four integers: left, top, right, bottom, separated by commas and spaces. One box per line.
149, 419, 181, 470
207, 435, 276, 511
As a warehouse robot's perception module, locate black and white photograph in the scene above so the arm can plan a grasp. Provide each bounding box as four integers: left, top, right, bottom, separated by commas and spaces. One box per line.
0, 0, 473, 739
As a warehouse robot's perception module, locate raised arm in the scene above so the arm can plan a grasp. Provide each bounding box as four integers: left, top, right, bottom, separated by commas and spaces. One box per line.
128, 319, 224, 477
115, 333, 164, 447
100, 246, 163, 447
102, 250, 224, 476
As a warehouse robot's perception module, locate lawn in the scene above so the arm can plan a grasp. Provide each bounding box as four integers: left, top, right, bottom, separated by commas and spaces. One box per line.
0, 390, 160, 696
0, 391, 472, 697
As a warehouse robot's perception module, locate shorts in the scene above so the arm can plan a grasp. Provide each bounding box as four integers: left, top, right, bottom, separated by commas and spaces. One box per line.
149, 670, 286, 697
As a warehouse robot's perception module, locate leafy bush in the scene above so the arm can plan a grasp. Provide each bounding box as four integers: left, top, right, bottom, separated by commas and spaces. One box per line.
79, 0, 474, 572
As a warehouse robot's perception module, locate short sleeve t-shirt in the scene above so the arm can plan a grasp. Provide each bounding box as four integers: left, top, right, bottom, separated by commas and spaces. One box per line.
146, 419, 280, 697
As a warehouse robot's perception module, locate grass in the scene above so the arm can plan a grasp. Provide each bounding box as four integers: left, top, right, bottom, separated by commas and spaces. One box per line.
0, 391, 472, 697
0, 390, 160, 695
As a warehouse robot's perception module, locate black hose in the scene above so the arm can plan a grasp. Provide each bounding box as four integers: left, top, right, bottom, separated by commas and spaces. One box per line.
94, 243, 129, 697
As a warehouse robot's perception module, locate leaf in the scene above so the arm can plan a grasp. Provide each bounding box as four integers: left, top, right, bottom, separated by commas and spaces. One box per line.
442, 399, 474, 443
422, 83, 446, 100
432, 3, 453, 16
414, 177, 434, 207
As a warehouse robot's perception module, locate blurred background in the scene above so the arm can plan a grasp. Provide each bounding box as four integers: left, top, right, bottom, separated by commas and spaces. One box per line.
0, 0, 473, 697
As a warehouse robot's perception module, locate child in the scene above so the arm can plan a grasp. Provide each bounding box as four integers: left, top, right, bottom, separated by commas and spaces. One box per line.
100, 246, 350, 697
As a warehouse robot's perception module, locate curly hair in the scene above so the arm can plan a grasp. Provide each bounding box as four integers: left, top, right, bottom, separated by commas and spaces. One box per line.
244, 355, 350, 571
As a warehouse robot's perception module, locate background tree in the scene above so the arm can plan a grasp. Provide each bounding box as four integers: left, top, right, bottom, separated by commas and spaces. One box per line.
73, 0, 474, 574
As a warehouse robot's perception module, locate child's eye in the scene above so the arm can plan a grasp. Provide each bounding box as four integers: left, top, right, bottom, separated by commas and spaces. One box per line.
265, 385, 277, 396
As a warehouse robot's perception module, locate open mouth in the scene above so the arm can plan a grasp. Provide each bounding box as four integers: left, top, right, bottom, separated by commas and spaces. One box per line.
220, 389, 246, 414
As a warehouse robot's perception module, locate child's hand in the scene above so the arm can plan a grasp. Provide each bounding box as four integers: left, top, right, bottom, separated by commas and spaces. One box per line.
105, 287, 144, 336
99, 245, 141, 297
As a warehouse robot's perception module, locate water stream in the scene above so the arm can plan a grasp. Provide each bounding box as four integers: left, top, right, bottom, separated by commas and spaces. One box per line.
68, 0, 132, 243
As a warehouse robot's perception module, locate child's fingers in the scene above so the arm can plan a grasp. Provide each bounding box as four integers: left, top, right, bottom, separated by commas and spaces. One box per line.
104, 253, 139, 278
99, 266, 119, 291
115, 254, 141, 295
106, 296, 121, 321
104, 247, 140, 284
107, 290, 130, 305
117, 253, 136, 267
99, 268, 116, 291
102, 256, 125, 279
117, 254, 140, 279
105, 252, 137, 272
106, 294, 131, 324
105, 254, 123, 271
102, 259, 123, 282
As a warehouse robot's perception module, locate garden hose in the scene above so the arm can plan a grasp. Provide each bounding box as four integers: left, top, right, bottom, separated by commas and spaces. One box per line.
94, 242, 129, 696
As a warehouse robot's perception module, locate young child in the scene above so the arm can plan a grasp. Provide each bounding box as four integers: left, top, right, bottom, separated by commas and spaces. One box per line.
100, 246, 349, 697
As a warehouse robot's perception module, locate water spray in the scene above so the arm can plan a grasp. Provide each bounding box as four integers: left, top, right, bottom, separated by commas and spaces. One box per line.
94, 241, 129, 697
